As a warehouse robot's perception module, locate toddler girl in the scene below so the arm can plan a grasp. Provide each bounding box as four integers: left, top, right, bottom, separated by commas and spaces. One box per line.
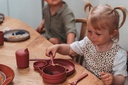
45, 3, 127, 85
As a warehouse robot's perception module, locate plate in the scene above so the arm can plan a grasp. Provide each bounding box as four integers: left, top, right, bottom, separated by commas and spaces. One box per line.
33, 59, 75, 77
0, 71, 6, 85
4, 29, 30, 42
0, 64, 14, 85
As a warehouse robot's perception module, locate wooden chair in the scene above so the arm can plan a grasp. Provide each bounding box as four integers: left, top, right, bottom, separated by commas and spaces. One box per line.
75, 18, 87, 41
73, 2, 92, 65
73, 18, 87, 65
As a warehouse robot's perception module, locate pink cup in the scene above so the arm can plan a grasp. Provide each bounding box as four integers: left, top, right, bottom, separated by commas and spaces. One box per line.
0, 31, 4, 46
15, 48, 29, 69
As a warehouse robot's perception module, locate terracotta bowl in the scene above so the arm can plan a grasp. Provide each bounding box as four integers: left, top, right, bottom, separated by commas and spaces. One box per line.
0, 64, 14, 85
41, 65, 67, 84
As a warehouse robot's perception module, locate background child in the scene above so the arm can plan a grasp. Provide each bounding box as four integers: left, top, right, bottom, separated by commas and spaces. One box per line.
36, 0, 76, 44
45, 3, 128, 85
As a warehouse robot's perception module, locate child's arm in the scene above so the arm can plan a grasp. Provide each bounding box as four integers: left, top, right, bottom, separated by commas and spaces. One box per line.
45, 44, 77, 58
36, 19, 45, 33
66, 32, 76, 44
100, 72, 125, 85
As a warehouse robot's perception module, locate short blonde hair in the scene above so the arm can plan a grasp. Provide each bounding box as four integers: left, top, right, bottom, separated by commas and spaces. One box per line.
85, 4, 127, 41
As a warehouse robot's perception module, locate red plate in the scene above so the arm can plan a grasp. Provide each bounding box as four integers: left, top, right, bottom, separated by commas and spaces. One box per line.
33, 59, 75, 77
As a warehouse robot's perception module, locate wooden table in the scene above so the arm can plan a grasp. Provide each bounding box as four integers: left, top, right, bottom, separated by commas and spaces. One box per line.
0, 17, 103, 85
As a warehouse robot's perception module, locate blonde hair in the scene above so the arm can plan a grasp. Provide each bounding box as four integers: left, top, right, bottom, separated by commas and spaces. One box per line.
85, 3, 127, 42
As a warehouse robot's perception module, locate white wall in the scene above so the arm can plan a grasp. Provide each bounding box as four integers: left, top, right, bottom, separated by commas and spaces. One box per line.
0, 0, 42, 29
0, 0, 9, 15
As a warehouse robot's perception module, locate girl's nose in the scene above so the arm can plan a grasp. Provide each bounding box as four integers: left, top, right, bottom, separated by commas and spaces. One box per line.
90, 33, 95, 40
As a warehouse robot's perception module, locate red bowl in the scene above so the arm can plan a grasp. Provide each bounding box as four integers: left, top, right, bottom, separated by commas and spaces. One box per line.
41, 65, 67, 84
0, 64, 14, 85
42, 65, 67, 79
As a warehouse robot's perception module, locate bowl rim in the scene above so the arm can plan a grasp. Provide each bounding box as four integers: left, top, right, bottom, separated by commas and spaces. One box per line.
33, 61, 47, 69
43, 74, 66, 84
42, 64, 66, 77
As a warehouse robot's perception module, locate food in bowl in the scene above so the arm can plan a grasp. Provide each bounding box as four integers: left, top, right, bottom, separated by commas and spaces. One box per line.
0, 71, 6, 85
9, 35, 24, 39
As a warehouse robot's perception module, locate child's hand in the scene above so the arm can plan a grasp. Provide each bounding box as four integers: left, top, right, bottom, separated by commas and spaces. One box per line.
45, 45, 59, 58
100, 72, 114, 85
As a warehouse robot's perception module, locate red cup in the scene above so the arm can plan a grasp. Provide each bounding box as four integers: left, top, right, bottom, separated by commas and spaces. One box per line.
0, 31, 4, 45
15, 48, 29, 69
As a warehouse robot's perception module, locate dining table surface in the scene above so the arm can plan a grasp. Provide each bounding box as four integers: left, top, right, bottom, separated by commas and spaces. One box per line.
0, 17, 104, 85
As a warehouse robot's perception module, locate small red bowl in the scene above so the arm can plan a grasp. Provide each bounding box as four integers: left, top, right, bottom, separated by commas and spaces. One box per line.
42, 65, 67, 79
41, 65, 67, 84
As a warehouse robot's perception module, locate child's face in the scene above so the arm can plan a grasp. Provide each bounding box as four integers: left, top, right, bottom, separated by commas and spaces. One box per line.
87, 23, 113, 47
44, 0, 62, 6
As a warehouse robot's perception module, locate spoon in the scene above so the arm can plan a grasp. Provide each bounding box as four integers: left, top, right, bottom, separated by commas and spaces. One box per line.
49, 53, 55, 66
69, 73, 88, 85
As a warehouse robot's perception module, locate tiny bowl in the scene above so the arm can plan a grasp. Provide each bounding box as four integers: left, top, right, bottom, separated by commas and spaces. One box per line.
33, 60, 47, 72
41, 65, 67, 84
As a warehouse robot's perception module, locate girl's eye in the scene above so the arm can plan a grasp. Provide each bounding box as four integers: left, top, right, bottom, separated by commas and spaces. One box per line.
88, 30, 91, 33
96, 33, 101, 36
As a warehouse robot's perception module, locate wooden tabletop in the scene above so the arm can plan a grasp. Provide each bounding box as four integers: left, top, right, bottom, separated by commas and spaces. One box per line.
0, 17, 103, 85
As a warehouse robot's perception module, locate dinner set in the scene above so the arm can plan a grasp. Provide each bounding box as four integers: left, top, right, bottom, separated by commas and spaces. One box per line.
33, 59, 75, 84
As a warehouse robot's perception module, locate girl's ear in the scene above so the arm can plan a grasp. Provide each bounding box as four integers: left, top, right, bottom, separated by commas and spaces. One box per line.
110, 30, 118, 38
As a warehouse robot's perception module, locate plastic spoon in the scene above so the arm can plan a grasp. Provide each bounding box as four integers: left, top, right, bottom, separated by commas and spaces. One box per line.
69, 73, 88, 85
49, 53, 55, 66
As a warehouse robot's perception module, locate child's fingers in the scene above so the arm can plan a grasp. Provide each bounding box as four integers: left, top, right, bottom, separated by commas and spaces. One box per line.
45, 48, 51, 57
100, 72, 109, 79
